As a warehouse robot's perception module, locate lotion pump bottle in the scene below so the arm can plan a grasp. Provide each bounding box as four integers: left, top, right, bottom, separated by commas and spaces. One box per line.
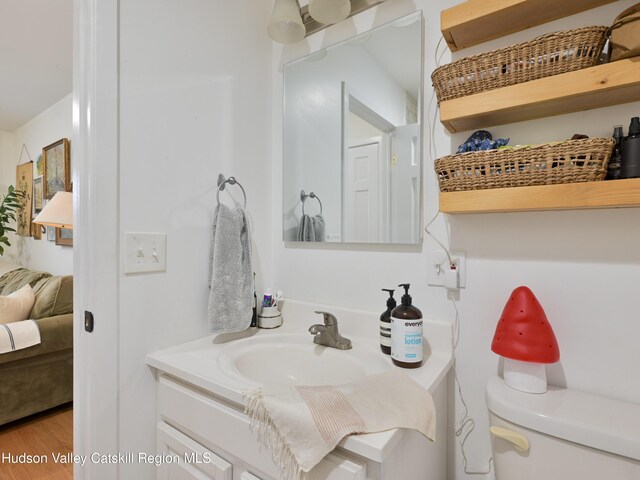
379, 289, 396, 355
391, 283, 423, 368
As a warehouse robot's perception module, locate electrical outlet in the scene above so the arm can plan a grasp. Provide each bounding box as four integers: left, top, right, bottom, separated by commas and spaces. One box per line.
124, 232, 167, 274
428, 251, 466, 288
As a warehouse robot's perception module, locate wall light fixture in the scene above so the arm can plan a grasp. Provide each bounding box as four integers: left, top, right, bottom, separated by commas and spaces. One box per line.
268, 0, 388, 44
308, 0, 351, 24
267, 0, 306, 44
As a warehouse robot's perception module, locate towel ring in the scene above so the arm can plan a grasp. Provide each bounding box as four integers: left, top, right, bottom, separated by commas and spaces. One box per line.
217, 174, 247, 209
300, 190, 322, 215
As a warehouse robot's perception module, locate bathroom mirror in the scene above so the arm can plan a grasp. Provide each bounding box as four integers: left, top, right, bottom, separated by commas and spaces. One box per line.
283, 12, 423, 244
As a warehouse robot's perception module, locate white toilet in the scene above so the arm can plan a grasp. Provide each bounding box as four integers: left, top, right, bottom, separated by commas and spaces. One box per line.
486, 376, 640, 479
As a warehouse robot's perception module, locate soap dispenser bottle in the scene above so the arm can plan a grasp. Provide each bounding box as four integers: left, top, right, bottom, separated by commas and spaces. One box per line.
621, 117, 640, 179
379, 289, 396, 355
606, 125, 624, 180
391, 283, 423, 368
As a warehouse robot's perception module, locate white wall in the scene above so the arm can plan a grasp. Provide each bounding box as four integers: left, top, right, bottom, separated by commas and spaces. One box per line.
117, 0, 273, 478
272, 1, 640, 479
0, 94, 73, 275
0, 131, 15, 193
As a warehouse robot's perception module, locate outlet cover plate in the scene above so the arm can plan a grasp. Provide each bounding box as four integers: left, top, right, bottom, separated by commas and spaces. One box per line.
124, 232, 167, 274
428, 251, 466, 288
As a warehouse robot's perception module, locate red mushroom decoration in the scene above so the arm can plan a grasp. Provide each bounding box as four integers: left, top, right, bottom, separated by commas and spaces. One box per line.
492, 286, 560, 393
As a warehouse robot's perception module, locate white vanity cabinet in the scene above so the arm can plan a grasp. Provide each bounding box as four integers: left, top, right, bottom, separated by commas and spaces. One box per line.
148, 301, 452, 480
157, 422, 232, 480
154, 373, 448, 480
156, 375, 369, 480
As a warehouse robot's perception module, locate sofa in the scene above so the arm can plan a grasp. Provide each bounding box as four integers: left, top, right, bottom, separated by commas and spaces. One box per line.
0, 262, 73, 425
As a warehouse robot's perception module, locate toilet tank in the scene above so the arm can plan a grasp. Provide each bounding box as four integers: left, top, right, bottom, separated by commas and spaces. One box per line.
486, 376, 640, 480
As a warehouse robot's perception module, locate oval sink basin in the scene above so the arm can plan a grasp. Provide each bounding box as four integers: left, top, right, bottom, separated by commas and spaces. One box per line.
217, 333, 391, 387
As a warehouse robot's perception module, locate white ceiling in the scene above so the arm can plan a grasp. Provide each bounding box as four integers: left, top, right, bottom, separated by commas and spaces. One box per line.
0, 0, 73, 132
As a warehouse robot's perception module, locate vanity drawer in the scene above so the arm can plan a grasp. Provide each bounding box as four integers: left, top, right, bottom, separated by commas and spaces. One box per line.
158, 375, 280, 477
310, 453, 366, 480
240, 473, 261, 480
157, 421, 232, 480
237, 456, 365, 480
158, 375, 366, 480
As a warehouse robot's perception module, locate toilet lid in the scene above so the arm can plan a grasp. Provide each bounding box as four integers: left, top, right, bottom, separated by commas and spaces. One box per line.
486, 376, 640, 461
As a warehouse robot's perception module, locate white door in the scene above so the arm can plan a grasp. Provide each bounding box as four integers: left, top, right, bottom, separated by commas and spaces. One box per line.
390, 124, 420, 243
345, 143, 379, 242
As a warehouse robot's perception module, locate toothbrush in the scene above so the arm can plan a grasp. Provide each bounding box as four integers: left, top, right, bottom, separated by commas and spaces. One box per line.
272, 290, 283, 307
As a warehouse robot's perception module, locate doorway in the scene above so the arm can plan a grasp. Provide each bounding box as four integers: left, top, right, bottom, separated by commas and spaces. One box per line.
0, 1, 75, 478
342, 84, 395, 243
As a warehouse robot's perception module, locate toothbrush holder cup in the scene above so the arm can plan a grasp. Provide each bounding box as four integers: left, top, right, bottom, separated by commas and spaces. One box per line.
257, 306, 283, 329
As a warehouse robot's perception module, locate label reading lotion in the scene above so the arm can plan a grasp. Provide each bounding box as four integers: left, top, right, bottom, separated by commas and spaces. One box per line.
391, 316, 423, 363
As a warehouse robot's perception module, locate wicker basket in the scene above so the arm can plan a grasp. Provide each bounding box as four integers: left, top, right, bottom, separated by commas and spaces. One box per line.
434, 138, 615, 192
432, 26, 608, 103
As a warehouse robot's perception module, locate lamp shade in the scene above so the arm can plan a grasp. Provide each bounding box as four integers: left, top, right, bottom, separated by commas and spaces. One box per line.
492, 286, 559, 393
33, 191, 73, 229
268, 0, 306, 44
309, 0, 351, 24
491, 286, 559, 364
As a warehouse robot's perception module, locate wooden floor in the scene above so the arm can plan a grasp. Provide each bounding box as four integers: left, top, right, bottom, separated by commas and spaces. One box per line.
0, 404, 73, 480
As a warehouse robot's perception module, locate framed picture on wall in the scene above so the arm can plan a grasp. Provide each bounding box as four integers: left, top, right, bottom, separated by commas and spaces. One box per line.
43, 138, 70, 199
55, 227, 73, 246
16, 161, 33, 236
36, 154, 43, 176
33, 176, 44, 213
47, 226, 56, 242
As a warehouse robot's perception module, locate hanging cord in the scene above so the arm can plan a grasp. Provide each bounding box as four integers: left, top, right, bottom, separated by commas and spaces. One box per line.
18, 144, 33, 164
424, 35, 493, 477
450, 298, 494, 475
427, 36, 447, 164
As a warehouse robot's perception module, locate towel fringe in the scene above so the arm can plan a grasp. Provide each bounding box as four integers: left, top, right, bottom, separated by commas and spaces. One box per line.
244, 390, 304, 480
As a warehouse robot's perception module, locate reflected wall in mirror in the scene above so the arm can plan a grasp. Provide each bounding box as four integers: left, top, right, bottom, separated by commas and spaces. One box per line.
283, 12, 423, 244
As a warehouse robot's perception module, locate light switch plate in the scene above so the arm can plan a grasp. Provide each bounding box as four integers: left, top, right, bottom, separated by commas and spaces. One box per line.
124, 232, 166, 274
428, 251, 466, 288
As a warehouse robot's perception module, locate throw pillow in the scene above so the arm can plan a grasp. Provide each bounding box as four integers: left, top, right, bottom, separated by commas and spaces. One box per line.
0, 285, 36, 323
31, 276, 73, 319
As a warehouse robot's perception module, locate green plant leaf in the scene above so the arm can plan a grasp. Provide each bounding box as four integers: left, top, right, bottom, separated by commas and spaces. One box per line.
0, 185, 20, 256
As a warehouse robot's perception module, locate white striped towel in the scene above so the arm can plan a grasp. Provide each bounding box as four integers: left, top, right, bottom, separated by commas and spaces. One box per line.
0, 320, 41, 354
244, 370, 436, 480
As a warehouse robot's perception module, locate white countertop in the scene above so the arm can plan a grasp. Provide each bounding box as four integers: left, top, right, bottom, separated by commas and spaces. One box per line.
147, 299, 453, 463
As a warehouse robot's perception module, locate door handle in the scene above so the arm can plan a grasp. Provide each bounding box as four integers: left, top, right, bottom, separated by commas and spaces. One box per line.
490, 426, 530, 452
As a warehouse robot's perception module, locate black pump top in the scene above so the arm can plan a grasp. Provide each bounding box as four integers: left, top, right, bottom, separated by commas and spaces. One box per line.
630, 117, 640, 136
382, 288, 396, 310
614, 125, 624, 143
398, 283, 412, 306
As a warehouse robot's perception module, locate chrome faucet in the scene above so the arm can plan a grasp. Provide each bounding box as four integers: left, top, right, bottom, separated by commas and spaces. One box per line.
308, 311, 352, 350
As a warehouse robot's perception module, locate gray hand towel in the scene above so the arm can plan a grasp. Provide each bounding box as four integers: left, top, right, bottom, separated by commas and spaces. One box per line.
312, 214, 324, 242
208, 204, 253, 332
296, 214, 325, 242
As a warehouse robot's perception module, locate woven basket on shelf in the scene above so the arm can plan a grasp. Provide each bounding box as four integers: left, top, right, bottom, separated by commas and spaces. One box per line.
432, 26, 608, 103
434, 138, 615, 192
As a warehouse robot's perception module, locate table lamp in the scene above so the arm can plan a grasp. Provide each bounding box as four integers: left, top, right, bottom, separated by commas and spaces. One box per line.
491, 286, 559, 393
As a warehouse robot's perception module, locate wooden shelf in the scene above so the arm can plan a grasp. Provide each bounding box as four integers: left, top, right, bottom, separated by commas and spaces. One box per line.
439, 59, 640, 134
440, 178, 640, 214
441, 0, 617, 51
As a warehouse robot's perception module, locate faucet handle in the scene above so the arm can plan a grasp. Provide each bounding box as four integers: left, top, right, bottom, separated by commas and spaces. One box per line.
314, 311, 337, 327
